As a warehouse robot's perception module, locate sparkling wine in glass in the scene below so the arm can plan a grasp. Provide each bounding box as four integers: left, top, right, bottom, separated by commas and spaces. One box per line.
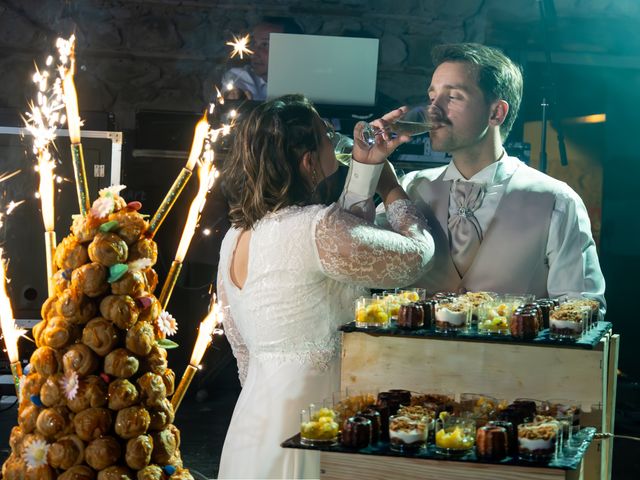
360, 104, 432, 147
327, 130, 354, 166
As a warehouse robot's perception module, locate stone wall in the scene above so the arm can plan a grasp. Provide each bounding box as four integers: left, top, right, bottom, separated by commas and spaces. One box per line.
1, 0, 638, 129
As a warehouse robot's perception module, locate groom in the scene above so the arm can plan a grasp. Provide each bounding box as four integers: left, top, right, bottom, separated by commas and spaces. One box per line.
349, 43, 605, 306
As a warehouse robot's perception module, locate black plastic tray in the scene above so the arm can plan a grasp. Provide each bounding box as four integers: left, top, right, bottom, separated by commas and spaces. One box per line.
339, 321, 612, 350
282, 427, 596, 470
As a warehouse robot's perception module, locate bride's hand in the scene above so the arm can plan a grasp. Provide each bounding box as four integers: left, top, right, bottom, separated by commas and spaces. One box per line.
351, 107, 411, 165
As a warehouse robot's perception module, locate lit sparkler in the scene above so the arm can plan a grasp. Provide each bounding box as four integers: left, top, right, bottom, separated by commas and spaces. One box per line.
158, 131, 219, 309
60, 35, 91, 216
226, 34, 253, 59
24, 41, 69, 297
172, 296, 223, 411
0, 250, 27, 396
146, 114, 210, 238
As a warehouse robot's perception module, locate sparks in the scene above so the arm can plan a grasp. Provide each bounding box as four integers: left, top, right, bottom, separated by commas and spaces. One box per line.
175, 154, 217, 262
189, 296, 222, 367
226, 34, 254, 59
6, 200, 25, 215
0, 170, 21, 184
0, 250, 28, 364
215, 86, 225, 105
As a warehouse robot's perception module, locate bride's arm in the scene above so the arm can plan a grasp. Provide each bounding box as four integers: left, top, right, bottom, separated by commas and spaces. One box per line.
313, 196, 434, 289
216, 270, 249, 387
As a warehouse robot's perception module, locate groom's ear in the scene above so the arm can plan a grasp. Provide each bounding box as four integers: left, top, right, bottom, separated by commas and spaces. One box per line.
489, 99, 509, 126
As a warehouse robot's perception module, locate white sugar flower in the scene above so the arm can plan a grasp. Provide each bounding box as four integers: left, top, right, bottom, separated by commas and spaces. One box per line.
99, 184, 126, 197
91, 196, 114, 218
157, 310, 178, 337
128, 258, 153, 272
60, 371, 79, 401
71, 214, 84, 231
24, 437, 49, 469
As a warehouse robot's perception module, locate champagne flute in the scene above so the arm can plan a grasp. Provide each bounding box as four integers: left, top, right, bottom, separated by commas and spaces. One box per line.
360, 104, 432, 147
327, 129, 354, 166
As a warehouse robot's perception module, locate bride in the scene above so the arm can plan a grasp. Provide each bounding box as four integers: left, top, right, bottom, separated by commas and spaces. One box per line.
216, 94, 434, 479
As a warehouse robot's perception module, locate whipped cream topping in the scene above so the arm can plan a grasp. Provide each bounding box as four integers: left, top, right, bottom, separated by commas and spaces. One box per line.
550, 319, 583, 331
389, 429, 427, 444
436, 307, 467, 326
518, 437, 554, 451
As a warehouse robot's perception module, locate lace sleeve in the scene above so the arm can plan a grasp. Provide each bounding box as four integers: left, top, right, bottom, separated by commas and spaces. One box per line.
314, 199, 434, 289
216, 270, 249, 387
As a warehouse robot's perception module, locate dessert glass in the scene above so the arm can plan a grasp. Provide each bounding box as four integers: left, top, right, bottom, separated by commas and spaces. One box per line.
504, 293, 535, 307
535, 298, 559, 329
549, 304, 588, 340
487, 420, 518, 457
434, 301, 471, 333
459, 291, 498, 326
396, 303, 424, 329
397, 404, 436, 441
476, 424, 508, 461
300, 403, 339, 446
358, 407, 382, 444
518, 422, 559, 462
355, 296, 390, 328
397, 288, 427, 302
477, 300, 511, 335
514, 398, 552, 416
389, 414, 428, 452
548, 398, 581, 447
460, 393, 500, 424
333, 390, 377, 424
340, 415, 372, 449
435, 416, 476, 456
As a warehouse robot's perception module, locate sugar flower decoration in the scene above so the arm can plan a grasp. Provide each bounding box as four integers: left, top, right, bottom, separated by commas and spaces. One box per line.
157, 310, 178, 337
61, 371, 79, 400
99, 184, 126, 197
24, 437, 49, 469
128, 258, 153, 272
71, 213, 84, 229
91, 196, 114, 218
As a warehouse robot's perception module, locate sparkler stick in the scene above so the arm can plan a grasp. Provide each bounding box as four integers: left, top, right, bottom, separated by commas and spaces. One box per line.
172, 299, 221, 412
146, 115, 210, 238
158, 136, 217, 310
63, 65, 91, 216
0, 251, 27, 396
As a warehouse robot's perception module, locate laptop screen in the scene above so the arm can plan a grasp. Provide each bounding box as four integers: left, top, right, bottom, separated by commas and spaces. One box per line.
267, 33, 379, 106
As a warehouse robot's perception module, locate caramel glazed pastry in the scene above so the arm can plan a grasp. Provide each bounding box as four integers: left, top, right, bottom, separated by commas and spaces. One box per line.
2, 186, 194, 479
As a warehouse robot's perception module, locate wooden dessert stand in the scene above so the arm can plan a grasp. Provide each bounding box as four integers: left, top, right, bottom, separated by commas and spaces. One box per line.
319, 324, 619, 480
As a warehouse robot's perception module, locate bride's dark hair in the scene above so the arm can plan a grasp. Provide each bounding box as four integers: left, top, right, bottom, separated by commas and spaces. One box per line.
222, 94, 325, 230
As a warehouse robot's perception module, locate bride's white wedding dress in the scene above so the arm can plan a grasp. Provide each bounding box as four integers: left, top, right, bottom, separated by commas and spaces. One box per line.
216, 200, 433, 479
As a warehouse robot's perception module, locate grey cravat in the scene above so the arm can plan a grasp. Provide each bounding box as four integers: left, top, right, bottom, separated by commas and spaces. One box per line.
448, 180, 485, 277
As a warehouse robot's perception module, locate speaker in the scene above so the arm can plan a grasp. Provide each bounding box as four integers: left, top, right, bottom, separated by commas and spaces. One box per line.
0, 126, 122, 320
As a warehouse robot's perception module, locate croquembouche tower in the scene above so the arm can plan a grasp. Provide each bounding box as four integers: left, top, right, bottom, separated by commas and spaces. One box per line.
2, 186, 195, 480
0, 35, 224, 480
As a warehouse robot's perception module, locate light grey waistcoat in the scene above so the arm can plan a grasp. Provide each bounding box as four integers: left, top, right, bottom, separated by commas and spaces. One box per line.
403, 161, 565, 297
